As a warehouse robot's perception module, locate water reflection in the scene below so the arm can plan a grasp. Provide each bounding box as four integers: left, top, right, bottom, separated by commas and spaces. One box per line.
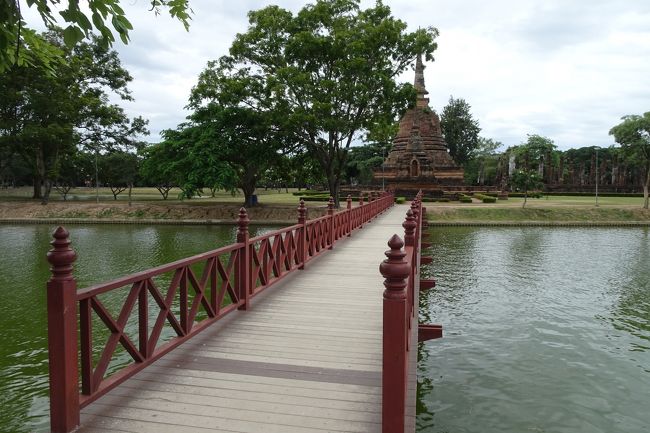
418, 226, 650, 433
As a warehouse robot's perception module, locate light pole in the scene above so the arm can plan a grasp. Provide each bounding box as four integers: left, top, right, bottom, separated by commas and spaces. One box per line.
595, 147, 599, 207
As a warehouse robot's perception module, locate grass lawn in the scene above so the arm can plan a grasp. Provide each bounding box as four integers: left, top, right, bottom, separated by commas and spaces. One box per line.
0, 186, 306, 205
2, 187, 648, 222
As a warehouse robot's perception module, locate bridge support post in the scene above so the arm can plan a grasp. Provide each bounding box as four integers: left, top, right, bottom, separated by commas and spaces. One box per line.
46, 227, 80, 433
236, 208, 251, 310
298, 200, 307, 269
380, 234, 410, 433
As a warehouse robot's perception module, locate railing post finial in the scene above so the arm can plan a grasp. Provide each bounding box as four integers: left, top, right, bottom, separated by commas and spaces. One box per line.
327, 196, 335, 213
403, 209, 416, 247
346, 194, 352, 210
237, 207, 250, 241
379, 234, 409, 299
47, 226, 77, 281
297, 199, 307, 224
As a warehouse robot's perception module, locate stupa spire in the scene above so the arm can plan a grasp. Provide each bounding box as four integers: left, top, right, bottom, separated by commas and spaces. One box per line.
414, 54, 429, 108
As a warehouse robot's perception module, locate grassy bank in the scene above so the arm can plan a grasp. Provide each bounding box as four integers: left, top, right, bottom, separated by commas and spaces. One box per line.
426, 206, 650, 223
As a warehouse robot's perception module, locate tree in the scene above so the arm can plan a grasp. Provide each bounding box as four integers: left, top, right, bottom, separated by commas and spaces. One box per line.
509, 134, 556, 207
609, 112, 650, 209
440, 96, 481, 166
0, 29, 146, 204
464, 137, 501, 185
99, 151, 139, 201
1, 0, 191, 73
223, 0, 437, 206
184, 61, 292, 207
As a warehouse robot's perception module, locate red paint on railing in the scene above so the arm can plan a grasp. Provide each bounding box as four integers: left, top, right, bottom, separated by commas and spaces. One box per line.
46, 192, 394, 432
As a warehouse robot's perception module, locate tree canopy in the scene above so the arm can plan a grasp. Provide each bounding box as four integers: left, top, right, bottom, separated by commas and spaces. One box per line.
609, 112, 650, 209
440, 96, 481, 166
0, 0, 191, 73
0, 28, 147, 203
217, 0, 437, 205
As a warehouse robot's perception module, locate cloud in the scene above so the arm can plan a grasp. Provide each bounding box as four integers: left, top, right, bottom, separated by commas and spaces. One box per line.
19, 0, 650, 151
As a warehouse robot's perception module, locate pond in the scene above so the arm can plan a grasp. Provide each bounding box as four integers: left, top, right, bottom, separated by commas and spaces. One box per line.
2, 224, 649, 432
418, 227, 650, 433
0, 223, 277, 433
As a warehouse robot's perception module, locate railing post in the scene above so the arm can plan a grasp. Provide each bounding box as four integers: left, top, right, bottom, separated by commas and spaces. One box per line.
347, 194, 352, 237
46, 227, 80, 433
236, 207, 251, 310
328, 196, 335, 249
298, 200, 307, 269
380, 234, 410, 433
359, 194, 364, 228
403, 209, 416, 247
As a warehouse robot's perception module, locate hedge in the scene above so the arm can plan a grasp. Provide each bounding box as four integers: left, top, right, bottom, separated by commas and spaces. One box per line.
395, 197, 406, 204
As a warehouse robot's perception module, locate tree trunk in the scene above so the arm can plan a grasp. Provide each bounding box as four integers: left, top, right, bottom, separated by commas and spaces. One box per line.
327, 176, 340, 208
241, 178, 256, 207
643, 167, 650, 209
41, 178, 52, 205
128, 183, 133, 206
33, 177, 42, 199
522, 190, 527, 208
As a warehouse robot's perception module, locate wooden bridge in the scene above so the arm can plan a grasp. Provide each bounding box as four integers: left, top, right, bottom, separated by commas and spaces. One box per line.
45, 192, 441, 433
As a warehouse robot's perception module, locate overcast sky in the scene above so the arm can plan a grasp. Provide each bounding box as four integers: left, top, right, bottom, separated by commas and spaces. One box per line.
24, 0, 650, 150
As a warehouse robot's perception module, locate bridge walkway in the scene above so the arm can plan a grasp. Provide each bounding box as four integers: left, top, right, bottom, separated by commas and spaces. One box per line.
77, 204, 410, 433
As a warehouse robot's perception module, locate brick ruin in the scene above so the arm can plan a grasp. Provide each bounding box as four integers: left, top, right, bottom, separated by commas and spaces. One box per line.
373, 55, 467, 198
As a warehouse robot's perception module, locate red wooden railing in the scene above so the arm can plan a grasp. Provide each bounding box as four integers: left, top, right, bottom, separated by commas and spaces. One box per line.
380, 191, 442, 433
45, 192, 394, 433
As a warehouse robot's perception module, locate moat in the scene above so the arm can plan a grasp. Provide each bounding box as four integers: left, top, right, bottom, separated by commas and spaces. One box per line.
0, 224, 649, 432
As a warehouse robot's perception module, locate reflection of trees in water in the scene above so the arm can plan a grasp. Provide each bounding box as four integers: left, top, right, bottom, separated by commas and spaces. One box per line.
608, 228, 650, 351
418, 227, 476, 432
420, 227, 477, 324
416, 342, 436, 432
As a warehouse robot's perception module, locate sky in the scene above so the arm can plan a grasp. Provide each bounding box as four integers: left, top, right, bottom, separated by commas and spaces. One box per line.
23, 0, 650, 150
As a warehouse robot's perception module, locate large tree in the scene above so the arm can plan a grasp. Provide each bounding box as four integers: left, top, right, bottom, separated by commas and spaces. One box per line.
440, 96, 481, 166
0, 29, 147, 203
609, 112, 650, 209
183, 61, 292, 206
0, 0, 191, 73
221, 0, 437, 206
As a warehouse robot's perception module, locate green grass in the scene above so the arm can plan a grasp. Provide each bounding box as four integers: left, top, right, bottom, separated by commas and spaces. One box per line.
427, 207, 650, 222
0, 186, 308, 205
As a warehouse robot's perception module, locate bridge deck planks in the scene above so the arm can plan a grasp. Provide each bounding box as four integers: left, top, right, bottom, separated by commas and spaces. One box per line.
78, 205, 415, 433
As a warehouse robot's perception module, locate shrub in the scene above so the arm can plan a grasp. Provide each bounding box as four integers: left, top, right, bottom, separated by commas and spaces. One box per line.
459, 196, 473, 203
395, 197, 406, 204
481, 196, 497, 203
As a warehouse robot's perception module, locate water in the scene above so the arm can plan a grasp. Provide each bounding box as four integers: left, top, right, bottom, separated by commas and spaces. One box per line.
2, 224, 649, 433
418, 227, 650, 433
0, 223, 276, 433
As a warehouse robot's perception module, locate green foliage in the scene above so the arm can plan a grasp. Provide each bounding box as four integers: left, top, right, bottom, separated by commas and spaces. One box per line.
440, 96, 481, 166
395, 196, 406, 204
473, 193, 497, 203
609, 112, 650, 209
223, 0, 438, 204
459, 196, 473, 203
0, 0, 192, 73
0, 28, 146, 203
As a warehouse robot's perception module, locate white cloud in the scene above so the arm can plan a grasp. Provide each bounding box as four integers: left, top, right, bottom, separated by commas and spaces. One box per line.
19, 0, 650, 150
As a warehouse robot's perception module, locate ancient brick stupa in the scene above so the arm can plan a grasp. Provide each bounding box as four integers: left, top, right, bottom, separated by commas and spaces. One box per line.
374, 55, 464, 196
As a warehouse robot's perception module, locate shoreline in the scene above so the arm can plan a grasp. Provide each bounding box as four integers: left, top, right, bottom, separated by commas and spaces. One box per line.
0, 217, 293, 226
